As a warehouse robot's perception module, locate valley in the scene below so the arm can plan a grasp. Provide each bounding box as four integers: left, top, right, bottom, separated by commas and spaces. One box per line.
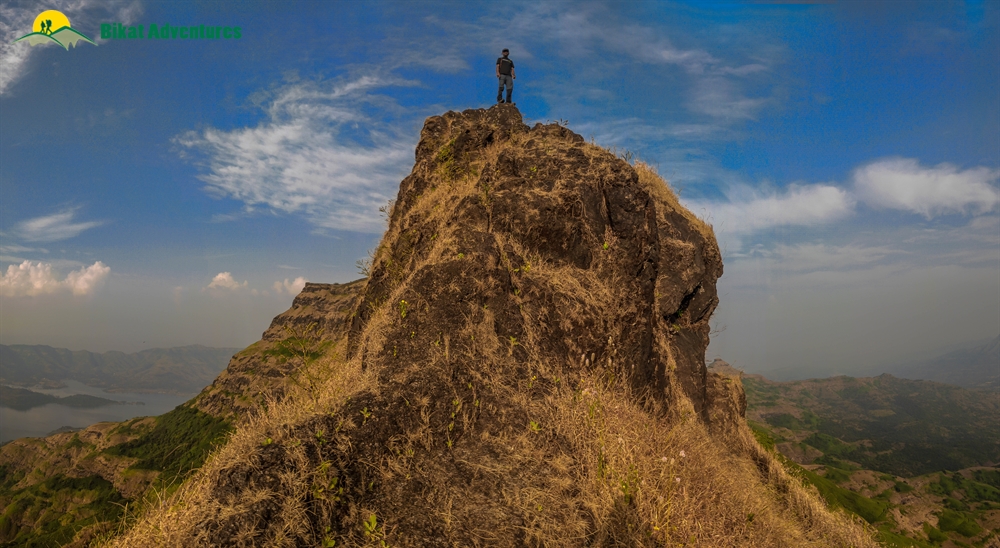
716, 359, 1000, 547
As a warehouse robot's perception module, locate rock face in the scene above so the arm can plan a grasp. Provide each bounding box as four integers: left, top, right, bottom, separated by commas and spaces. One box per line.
195, 280, 364, 416
175, 105, 744, 546
351, 105, 724, 416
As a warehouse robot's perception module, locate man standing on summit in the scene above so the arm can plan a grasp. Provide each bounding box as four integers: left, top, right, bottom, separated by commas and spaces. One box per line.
496, 48, 515, 105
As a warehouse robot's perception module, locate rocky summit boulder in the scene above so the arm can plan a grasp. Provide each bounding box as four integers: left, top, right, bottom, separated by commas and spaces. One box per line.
110, 105, 876, 548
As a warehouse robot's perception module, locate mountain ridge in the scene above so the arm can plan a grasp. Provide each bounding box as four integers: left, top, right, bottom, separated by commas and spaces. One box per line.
0, 343, 239, 395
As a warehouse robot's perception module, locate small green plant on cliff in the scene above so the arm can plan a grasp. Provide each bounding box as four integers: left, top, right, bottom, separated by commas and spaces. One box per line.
435, 138, 458, 180
363, 513, 390, 546
265, 323, 327, 362
265, 323, 338, 405
398, 300, 408, 319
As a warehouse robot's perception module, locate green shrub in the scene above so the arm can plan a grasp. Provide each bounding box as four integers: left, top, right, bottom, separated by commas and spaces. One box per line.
936, 509, 981, 537
894, 480, 913, 493
923, 522, 948, 542
800, 468, 889, 524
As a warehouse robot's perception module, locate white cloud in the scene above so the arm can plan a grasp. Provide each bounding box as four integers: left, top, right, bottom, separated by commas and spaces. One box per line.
175, 76, 416, 233
0, 0, 142, 95
853, 158, 999, 217
206, 272, 247, 291
0, 260, 109, 296
273, 276, 307, 296
686, 183, 855, 236
15, 208, 104, 242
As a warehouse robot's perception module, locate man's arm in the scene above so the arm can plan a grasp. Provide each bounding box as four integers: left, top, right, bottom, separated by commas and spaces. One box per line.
496, 59, 500, 78
511, 66, 515, 79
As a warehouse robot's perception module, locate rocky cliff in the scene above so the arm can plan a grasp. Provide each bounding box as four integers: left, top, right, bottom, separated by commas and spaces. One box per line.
100, 105, 878, 547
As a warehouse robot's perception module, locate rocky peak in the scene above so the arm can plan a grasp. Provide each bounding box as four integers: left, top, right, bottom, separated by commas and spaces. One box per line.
350, 104, 727, 418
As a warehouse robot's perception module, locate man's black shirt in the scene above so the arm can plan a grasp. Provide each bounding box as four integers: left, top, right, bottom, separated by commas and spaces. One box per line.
497, 56, 514, 76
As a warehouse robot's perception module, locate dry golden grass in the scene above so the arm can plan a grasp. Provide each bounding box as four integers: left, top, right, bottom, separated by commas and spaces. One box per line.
104, 335, 378, 547
540, 372, 880, 547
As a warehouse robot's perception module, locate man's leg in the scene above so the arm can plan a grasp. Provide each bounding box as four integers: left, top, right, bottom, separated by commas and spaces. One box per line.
497, 78, 504, 103
506, 79, 513, 104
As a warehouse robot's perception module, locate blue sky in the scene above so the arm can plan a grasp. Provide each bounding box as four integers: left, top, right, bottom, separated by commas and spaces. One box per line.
1, 0, 997, 378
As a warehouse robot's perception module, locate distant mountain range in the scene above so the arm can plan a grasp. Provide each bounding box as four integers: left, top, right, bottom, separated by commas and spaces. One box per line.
0, 344, 239, 395
884, 335, 1000, 390
753, 335, 999, 389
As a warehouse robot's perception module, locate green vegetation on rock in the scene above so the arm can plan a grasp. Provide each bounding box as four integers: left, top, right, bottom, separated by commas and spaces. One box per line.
104, 404, 231, 484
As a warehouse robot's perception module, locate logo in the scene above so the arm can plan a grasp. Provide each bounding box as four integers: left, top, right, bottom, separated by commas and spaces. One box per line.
13, 10, 96, 50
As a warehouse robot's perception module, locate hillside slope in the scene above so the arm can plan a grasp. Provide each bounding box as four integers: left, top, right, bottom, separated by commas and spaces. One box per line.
728, 360, 1000, 547
103, 105, 876, 547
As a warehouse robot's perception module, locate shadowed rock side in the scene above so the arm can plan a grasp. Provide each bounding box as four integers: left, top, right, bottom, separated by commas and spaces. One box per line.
112, 106, 876, 548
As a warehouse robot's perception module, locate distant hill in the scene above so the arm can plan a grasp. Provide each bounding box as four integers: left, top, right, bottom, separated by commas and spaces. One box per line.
736, 365, 999, 477
715, 359, 1000, 546
0, 344, 239, 395
0, 385, 132, 411
886, 335, 1000, 390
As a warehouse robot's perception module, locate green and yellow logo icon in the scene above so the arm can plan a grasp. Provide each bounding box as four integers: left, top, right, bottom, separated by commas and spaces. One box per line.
13, 10, 96, 50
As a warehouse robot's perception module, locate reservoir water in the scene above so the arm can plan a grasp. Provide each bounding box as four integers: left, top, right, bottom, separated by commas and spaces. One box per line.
0, 380, 195, 444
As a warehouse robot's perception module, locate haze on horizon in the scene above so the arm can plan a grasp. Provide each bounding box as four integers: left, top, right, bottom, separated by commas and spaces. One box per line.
1, 1, 997, 379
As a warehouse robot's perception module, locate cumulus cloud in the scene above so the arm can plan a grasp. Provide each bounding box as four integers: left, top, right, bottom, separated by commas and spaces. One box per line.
687, 183, 855, 236
175, 75, 416, 233
0, 0, 142, 95
273, 276, 307, 296
853, 158, 999, 217
15, 208, 104, 242
206, 272, 247, 291
0, 260, 109, 296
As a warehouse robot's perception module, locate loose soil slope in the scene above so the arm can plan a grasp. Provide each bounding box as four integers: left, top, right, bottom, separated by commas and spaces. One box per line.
109, 105, 877, 547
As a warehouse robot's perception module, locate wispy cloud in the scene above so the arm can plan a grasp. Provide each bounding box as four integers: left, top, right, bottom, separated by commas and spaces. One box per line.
0, 244, 47, 255
853, 158, 999, 218
0, 0, 142, 95
14, 208, 104, 242
175, 75, 417, 233
0, 260, 109, 297
736, 243, 904, 275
